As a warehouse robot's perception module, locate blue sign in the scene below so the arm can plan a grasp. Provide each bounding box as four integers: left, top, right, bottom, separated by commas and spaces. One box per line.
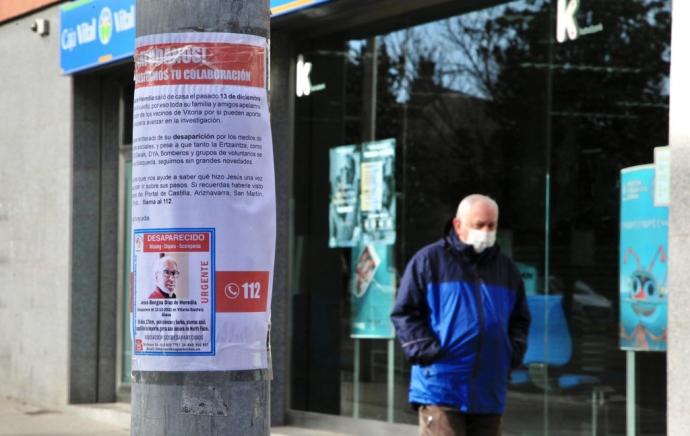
60, 0, 136, 74
270, 0, 332, 17
60, 0, 333, 73
619, 165, 668, 352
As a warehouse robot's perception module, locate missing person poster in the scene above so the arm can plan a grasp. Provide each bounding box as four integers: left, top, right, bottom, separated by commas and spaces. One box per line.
329, 145, 361, 247
133, 230, 215, 354
350, 243, 396, 338
131, 33, 275, 371
619, 165, 668, 352
360, 139, 396, 245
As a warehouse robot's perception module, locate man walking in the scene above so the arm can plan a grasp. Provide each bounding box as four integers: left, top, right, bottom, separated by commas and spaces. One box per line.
391, 194, 531, 436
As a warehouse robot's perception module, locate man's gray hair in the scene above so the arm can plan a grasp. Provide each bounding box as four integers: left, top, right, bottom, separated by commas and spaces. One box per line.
155, 254, 178, 273
456, 194, 499, 219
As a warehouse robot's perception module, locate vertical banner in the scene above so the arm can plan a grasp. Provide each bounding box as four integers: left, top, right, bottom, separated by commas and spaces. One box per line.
360, 139, 396, 245
350, 243, 396, 338
131, 33, 275, 371
328, 145, 361, 247
620, 165, 668, 351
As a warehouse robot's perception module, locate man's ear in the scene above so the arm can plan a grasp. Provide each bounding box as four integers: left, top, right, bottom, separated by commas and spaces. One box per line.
452, 217, 462, 233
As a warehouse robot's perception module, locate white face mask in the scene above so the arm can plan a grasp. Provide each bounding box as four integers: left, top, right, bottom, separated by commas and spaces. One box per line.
466, 229, 496, 253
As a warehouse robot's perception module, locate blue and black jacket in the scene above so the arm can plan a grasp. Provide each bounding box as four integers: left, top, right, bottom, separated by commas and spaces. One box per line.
391, 226, 530, 414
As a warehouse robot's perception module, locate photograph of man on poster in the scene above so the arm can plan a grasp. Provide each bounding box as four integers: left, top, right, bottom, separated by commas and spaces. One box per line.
149, 253, 180, 299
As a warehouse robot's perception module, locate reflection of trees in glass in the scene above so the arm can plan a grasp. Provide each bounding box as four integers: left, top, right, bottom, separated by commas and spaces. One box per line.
373, 1, 668, 249
344, 0, 670, 257
345, 39, 403, 143
469, 0, 670, 231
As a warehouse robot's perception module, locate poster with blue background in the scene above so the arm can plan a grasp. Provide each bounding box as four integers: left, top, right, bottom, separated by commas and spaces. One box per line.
620, 165, 668, 351
350, 243, 396, 338
329, 145, 361, 247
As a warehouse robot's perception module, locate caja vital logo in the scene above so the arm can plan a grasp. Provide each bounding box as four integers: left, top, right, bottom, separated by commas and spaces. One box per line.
98, 7, 113, 45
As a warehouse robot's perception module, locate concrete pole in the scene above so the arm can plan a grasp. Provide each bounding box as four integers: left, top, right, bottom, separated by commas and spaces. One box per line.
131, 1, 271, 435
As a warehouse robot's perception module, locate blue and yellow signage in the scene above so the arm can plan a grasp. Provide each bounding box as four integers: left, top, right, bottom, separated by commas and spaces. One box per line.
60, 0, 334, 74
60, 0, 136, 74
270, 0, 332, 17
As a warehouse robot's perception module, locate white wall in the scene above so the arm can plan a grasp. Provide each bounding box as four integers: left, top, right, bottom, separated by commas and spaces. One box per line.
0, 5, 72, 406
668, 0, 690, 434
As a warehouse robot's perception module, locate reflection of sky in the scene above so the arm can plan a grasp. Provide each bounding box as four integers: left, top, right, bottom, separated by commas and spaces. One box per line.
348, 1, 537, 102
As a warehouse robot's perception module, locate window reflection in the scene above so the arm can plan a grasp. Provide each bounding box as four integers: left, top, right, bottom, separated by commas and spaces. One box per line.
291, 1, 670, 434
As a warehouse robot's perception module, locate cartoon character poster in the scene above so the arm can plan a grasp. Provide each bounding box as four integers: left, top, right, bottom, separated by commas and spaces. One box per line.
620, 165, 668, 351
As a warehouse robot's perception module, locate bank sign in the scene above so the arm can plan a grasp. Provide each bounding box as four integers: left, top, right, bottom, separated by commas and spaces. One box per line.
60, 0, 333, 74
60, 0, 135, 74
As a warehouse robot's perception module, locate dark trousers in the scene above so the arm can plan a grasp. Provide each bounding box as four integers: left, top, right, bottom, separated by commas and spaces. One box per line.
418, 405, 502, 436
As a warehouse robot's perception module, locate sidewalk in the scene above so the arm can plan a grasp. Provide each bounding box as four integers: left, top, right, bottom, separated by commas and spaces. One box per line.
0, 396, 351, 436
0, 396, 127, 436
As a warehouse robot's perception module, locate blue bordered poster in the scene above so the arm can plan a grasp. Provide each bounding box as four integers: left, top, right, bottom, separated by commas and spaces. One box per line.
619, 165, 668, 351
132, 228, 216, 356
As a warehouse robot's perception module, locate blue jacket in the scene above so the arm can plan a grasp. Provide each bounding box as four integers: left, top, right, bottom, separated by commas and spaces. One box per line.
391, 228, 530, 414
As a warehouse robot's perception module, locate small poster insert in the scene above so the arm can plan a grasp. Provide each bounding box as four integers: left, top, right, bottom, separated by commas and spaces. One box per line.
329, 145, 361, 247
133, 229, 215, 355
350, 243, 396, 338
132, 32, 275, 371
360, 139, 396, 245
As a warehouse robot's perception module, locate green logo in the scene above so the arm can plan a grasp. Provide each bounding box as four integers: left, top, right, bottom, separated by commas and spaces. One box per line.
98, 7, 113, 45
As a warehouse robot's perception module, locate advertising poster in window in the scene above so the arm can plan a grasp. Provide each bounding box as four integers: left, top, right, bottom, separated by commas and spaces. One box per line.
131, 33, 275, 371
619, 165, 668, 352
350, 243, 396, 338
360, 139, 396, 245
328, 145, 360, 247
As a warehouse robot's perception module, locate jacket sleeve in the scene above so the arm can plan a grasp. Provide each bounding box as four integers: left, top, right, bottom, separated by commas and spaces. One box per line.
390, 253, 441, 365
508, 274, 531, 369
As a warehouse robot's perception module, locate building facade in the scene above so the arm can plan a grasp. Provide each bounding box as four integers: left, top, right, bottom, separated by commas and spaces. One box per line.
1, 0, 688, 434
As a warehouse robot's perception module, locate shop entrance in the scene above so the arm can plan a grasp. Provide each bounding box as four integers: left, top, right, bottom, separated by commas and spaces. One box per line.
289, 1, 669, 434
69, 64, 134, 404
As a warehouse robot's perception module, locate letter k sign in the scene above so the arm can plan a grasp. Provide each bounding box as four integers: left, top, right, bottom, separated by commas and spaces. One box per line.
557, 0, 580, 43
296, 54, 312, 97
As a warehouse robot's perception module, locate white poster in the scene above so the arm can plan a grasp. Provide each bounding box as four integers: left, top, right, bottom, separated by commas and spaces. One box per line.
131, 33, 275, 371
360, 161, 384, 212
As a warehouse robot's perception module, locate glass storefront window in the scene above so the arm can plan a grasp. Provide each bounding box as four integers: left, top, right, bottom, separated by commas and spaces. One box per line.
291, 1, 670, 434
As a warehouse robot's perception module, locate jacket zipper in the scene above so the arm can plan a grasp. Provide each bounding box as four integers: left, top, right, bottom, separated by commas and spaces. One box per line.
471, 273, 485, 388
